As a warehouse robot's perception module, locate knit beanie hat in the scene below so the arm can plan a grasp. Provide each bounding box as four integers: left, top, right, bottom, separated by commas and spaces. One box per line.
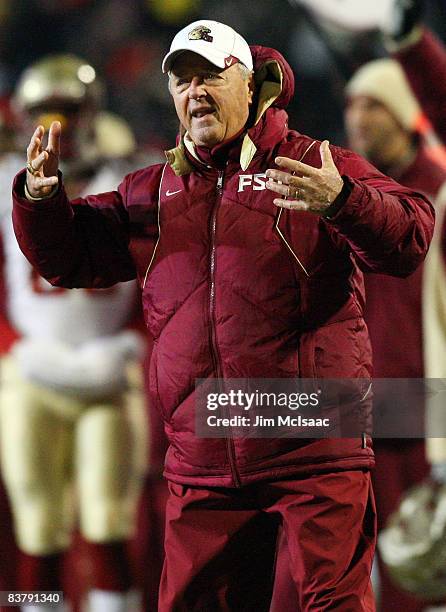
345, 58, 422, 132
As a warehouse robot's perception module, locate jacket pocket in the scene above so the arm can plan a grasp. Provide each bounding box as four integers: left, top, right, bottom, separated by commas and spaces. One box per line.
312, 318, 371, 379
148, 342, 167, 423
298, 332, 316, 379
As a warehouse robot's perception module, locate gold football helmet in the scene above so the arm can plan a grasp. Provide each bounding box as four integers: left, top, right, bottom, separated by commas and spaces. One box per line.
14, 54, 103, 114
13, 54, 107, 163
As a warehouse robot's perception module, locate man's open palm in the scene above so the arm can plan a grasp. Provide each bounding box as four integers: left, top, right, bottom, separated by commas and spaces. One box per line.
26, 121, 61, 198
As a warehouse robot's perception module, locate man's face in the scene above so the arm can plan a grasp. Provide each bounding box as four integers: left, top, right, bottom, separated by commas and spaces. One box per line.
169, 52, 254, 148
344, 95, 407, 167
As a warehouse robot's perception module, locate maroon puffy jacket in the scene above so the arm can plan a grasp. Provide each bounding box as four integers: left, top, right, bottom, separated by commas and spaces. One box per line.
12, 47, 435, 487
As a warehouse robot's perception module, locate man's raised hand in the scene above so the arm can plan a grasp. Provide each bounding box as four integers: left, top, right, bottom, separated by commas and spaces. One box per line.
25, 121, 61, 199
265, 140, 344, 215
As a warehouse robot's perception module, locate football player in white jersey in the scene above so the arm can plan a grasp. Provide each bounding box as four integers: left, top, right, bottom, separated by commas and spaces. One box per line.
0, 55, 149, 612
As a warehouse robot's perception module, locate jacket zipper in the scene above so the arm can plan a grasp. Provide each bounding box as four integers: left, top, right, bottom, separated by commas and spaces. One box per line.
208, 169, 241, 488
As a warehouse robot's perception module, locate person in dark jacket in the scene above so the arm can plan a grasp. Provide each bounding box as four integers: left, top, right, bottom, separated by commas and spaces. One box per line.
12, 19, 435, 612
345, 56, 446, 612
385, 0, 446, 274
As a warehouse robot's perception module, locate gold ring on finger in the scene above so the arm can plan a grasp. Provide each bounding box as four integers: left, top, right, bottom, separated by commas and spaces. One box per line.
26, 161, 38, 176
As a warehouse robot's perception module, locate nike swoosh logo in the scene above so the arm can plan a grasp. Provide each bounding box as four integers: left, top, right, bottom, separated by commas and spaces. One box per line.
166, 189, 182, 197
225, 57, 234, 67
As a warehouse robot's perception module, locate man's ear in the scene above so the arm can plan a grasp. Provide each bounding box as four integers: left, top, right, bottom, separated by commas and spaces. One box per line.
247, 73, 255, 106
167, 73, 173, 96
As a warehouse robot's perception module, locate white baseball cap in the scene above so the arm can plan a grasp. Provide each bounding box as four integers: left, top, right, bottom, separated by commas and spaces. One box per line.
162, 20, 253, 74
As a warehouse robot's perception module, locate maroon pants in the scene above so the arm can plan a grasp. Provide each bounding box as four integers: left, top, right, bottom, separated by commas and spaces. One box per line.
159, 470, 376, 611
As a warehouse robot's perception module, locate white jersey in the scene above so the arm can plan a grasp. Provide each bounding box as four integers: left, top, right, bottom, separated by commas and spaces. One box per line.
0, 154, 137, 346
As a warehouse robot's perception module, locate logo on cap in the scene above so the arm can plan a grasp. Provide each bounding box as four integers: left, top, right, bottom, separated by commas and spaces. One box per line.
224, 56, 237, 67
188, 25, 213, 43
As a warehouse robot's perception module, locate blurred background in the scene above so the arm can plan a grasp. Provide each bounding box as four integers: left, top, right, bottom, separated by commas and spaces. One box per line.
0, 0, 444, 156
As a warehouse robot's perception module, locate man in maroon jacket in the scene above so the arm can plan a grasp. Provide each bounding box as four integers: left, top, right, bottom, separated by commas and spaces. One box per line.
386, 0, 446, 272
12, 19, 435, 611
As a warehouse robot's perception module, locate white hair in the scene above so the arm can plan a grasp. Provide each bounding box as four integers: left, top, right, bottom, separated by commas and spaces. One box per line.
238, 63, 253, 80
